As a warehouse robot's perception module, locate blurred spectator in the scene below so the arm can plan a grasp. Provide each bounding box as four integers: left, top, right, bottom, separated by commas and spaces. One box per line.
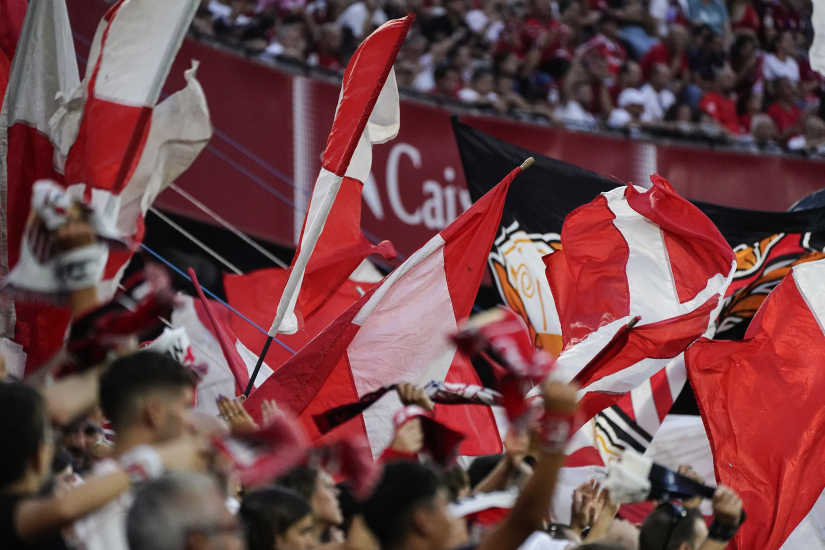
760, 0, 804, 47
262, 23, 309, 63
699, 63, 739, 134
766, 76, 804, 141
465, 0, 508, 43
763, 30, 800, 84
127, 473, 243, 550
277, 466, 344, 544
747, 113, 784, 151
577, 13, 628, 77
307, 23, 343, 70
555, 81, 599, 129
609, 60, 642, 105
337, 0, 388, 41
513, 0, 574, 81
738, 90, 764, 132
433, 64, 461, 98
787, 115, 825, 154
689, 25, 727, 93
687, 0, 731, 38
729, 33, 764, 97
458, 67, 499, 106
640, 24, 690, 82
639, 62, 677, 120
728, 0, 761, 35
422, 0, 470, 43
240, 488, 316, 550
608, 87, 648, 127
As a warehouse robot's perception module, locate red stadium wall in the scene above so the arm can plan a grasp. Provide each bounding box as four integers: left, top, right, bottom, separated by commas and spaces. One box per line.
67, 0, 825, 259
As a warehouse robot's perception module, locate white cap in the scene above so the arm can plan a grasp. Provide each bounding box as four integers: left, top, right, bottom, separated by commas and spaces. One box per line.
618, 88, 645, 108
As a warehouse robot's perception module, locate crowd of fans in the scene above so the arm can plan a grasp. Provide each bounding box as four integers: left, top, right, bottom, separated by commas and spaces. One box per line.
192, 0, 824, 156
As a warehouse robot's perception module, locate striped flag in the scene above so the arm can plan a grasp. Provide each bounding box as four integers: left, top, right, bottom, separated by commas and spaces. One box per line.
58, 0, 210, 299
244, 164, 527, 458
0, 0, 80, 372
545, 175, 736, 423
266, 15, 412, 336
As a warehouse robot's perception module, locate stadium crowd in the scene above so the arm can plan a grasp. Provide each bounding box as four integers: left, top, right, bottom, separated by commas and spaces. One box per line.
191, 0, 825, 155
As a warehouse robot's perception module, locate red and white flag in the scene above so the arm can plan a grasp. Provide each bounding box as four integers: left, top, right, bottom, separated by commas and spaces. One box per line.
0, 0, 80, 372
244, 163, 529, 457
544, 175, 736, 422
686, 258, 825, 550
58, 0, 209, 299
266, 16, 412, 336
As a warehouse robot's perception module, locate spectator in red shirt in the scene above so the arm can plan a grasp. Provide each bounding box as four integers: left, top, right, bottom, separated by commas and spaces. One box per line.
307, 23, 343, 71
728, 0, 761, 36
577, 13, 627, 77
518, 0, 573, 78
640, 23, 690, 82
766, 76, 804, 141
737, 90, 764, 133
698, 63, 740, 134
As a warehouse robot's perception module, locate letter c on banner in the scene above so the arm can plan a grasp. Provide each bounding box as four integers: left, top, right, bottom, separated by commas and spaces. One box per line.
386, 143, 422, 225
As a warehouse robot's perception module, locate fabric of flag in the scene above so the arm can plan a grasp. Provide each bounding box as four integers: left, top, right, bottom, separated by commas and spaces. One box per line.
57, 0, 209, 300
0, 0, 26, 108
0, 0, 80, 373
189, 268, 249, 395
686, 258, 825, 550
267, 15, 413, 336
245, 165, 524, 458
224, 264, 385, 384
169, 295, 274, 417
545, 177, 735, 423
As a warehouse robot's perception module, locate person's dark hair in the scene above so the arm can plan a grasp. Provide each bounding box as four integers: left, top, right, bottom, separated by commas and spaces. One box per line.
240, 488, 313, 550
664, 101, 696, 121
639, 502, 703, 550
471, 67, 494, 84
0, 382, 48, 487
276, 465, 319, 502
443, 464, 469, 502
434, 63, 457, 82
361, 461, 446, 550
467, 454, 502, 488
730, 33, 756, 65
99, 351, 195, 431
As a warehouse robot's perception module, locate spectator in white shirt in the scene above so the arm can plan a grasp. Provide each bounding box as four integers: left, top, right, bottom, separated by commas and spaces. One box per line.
457, 68, 499, 106
763, 31, 800, 86
608, 88, 648, 128
555, 81, 598, 130
639, 63, 676, 121
337, 0, 388, 40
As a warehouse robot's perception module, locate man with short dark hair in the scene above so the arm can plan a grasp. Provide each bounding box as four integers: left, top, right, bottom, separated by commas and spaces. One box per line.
75, 351, 199, 550
639, 486, 743, 550
362, 381, 579, 550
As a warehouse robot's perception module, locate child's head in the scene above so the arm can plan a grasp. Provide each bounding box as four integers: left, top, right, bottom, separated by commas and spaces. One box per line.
0, 382, 53, 490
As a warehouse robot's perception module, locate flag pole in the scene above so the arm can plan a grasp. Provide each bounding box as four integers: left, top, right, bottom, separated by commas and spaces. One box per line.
245, 336, 272, 397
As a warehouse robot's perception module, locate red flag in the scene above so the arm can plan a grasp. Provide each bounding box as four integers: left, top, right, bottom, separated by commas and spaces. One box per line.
224, 266, 384, 384
0, 0, 26, 107
544, 175, 735, 421
266, 16, 412, 336
686, 258, 825, 550
244, 163, 529, 458
189, 268, 249, 395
